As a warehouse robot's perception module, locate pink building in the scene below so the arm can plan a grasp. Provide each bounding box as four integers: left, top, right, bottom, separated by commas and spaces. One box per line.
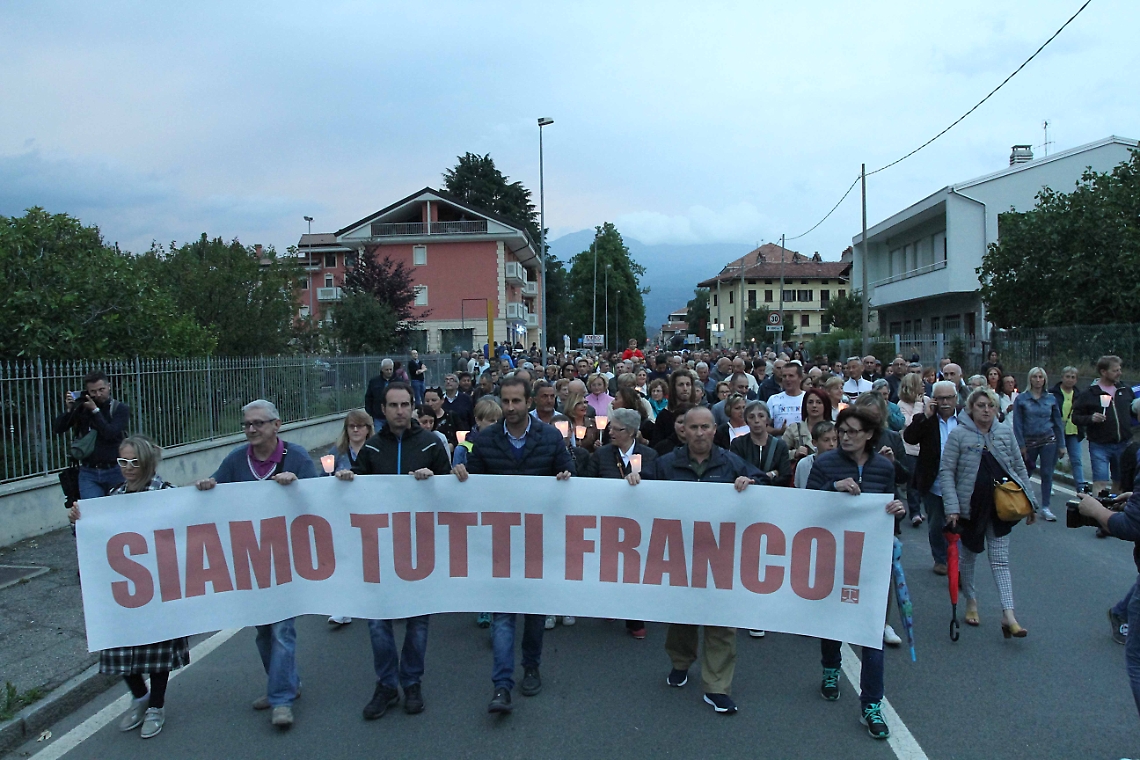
296, 188, 542, 353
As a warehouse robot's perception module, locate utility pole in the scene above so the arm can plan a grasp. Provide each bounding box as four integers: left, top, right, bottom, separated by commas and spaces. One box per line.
604, 264, 609, 352
537, 117, 553, 360
860, 163, 869, 355
592, 236, 598, 346
778, 234, 786, 349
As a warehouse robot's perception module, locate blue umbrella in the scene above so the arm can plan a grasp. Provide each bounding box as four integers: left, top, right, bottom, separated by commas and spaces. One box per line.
891, 537, 916, 662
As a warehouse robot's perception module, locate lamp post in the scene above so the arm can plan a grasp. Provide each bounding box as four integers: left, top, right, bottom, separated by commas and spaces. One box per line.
616, 290, 621, 351
604, 263, 610, 353
592, 236, 598, 345
537, 117, 553, 363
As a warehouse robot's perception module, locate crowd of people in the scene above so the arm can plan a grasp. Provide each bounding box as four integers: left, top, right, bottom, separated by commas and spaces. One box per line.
56, 340, 1140, 741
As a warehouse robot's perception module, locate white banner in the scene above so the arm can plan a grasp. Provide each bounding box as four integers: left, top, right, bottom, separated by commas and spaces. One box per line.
76, 476, 894, 651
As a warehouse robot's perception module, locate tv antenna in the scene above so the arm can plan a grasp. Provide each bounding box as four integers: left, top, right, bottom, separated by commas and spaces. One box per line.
1039, 120, 1055, 157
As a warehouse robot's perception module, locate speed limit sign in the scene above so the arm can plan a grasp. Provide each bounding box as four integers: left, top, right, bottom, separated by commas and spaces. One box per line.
766, 312, 783, 332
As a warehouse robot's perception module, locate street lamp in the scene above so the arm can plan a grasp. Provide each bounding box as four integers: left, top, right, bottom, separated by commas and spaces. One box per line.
616, 290, 621, 352
604, 263, 610, 353
537, 117, 553, 363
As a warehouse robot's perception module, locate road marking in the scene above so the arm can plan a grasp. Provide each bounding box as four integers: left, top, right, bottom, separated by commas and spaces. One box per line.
31, 628, 242, 760
840, 643, 930, 760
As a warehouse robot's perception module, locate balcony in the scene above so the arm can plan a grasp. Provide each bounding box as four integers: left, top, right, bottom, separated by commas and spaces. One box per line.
870, 259, 947, 288
505, 261, 528, 286
317, 287, 342, 302
505, 302, 528, 322
369, 220, 489, 237
522, 281, 539, 297
525, 313, 539, 328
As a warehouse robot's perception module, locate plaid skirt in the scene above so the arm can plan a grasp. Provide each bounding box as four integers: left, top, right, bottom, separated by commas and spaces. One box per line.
99, 637, 190, 675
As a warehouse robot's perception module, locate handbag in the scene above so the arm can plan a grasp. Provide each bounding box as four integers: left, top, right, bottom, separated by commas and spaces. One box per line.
69, 430, 97, 462
994, 479, 1033, 522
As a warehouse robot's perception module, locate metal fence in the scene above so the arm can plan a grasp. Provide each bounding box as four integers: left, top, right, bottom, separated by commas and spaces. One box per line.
0, 353, 453, 485
993, 324, 1140, 386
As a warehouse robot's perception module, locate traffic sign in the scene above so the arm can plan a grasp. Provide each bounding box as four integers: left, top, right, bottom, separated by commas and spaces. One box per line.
582, 334, 605, 347
766, 312, 782, 326
766, 325, 783, 332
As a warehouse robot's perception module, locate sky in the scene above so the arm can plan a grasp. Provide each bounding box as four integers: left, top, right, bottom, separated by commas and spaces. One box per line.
1, 0, 1136, 265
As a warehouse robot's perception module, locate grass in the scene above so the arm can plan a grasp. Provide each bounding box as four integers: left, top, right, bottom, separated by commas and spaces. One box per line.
0, 681, 46, 722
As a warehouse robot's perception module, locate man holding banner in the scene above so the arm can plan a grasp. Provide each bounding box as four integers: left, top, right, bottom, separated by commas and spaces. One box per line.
194, 399, 317, 729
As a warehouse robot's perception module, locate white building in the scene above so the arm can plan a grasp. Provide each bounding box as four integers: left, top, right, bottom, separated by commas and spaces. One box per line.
851, 136, 1138, 340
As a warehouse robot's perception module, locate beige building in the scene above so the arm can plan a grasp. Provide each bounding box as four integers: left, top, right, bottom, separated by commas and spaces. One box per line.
699, 243, 851, 347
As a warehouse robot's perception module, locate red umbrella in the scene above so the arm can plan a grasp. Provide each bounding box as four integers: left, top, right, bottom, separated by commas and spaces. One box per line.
943, 527, 962, 642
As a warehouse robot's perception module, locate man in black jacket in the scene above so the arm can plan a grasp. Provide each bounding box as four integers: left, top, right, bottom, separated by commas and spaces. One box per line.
1073, 355, 1136, 494
336, 381, 450, 721
902, 380, 960, 575
441, 373, 474, 431
52, 370, 130, 499
364, 359, 395, 424
463, 376, 574, 715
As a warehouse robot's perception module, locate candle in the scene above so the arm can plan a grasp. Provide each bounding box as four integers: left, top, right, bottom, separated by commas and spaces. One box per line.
630, 454, 642, 474
575, 425, 587, 441
555, 420, 569, 438
595, 415, 608, 430
1101, 394, 1112, 409
320, 455, 336, 474
457, 430, 468, 444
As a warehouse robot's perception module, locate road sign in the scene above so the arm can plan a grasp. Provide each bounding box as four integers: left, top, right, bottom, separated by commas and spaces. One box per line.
766, 312, 782, 326
582, 334, 605, 347
766, 325, 783, 332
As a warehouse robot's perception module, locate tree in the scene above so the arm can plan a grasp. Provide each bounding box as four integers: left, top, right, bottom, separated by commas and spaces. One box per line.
686, 288, 710, 343
822, 290, 864, 332
147, 235, 299, 355
979, 149, 1140, 328
342, 248, 424, 346
743, 306, 796, 345
334, 293, 401, 354
443, 153, 540, 242
564, 223, 648, 349
544, 253, 572, 344
0, 208, 215, 359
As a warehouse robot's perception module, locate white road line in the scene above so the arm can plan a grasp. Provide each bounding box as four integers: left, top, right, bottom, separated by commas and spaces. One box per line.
840, 643, 930, 760
31, 628, 242, 760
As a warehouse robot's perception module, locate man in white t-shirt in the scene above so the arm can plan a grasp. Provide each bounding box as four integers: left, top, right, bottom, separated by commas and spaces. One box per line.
767, 361, 806, 433
842, 356, 873, 397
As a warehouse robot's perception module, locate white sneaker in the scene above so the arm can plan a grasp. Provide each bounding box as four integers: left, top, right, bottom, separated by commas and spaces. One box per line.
883, 624, 902, 646
1041, 507, 1057, 522
562, 616, 576, 626
749, 630, 766, 638
327, 616, 352, 625
118, 696, 148, 731
271, 705, 293, 727
544, 615, 557, 630
140, 707, 164, 739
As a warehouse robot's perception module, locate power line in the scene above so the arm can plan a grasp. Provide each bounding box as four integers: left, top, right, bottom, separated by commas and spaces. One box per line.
783, 0, 1093, 241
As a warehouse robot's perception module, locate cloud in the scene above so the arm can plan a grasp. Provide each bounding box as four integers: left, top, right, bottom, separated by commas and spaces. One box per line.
615, 201, 777, 246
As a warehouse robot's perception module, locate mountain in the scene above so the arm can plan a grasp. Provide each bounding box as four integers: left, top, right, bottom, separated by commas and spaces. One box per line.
547, 230, 754, 333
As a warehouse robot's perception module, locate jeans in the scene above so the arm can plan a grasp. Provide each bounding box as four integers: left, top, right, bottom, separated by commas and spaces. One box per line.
1114, 584, 1133, 619
904, 454, 921, 519
1126, 576, 1140, 717
821, 639, 884, 707
78, 466, 124, 500
1023, 441, 1058, 510
255, 619, 299, 707
1064, 434, 1086, 490
368, 616, 429, 689
411, 379, 425, 406
923, 492, 947, 565
491, 613, 545, 691
1090, 440, 1129, 486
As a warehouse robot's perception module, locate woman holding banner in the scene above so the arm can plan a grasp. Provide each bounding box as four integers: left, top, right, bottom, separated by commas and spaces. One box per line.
69, 435, 188, 741
806, 405, 907, 741
323, 410, 374, 627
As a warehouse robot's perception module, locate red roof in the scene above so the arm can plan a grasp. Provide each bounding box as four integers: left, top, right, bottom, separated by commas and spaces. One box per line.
698, 243, 850, 287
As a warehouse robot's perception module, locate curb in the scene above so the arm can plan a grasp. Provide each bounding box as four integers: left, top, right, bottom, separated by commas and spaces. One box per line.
0, 664, 117, 757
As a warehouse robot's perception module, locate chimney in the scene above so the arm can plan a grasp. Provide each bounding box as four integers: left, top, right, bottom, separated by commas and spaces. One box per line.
812, 252, 822, 262
1009, 145, 1034, 166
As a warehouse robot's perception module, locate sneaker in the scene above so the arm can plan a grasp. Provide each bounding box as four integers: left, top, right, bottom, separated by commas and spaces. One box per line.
667, 668, 688, 688
820, 667, 841, 701
520, 666, 542, 696
932, 563, 948, 576
253, 685, 300, 710
477, 612, 492, 628
562, 616, 576, 626
118, 696, 148, 732
629, 627, 647, 640
140, 707, 164, 739
327, 616, 352, 625
1041, 507, 1057, 522
883, 625, 902, 647
362, 683, 399, 720
861, 701, 890, 739
488, 687, 512, 713
748, 629, 766, 638
1110, 608, 1129, 645
911, 514, 924, 528
403, 683, 424, 715
544, 615, 557, 630
703, 693, 738, 714
271, 705, 293, 728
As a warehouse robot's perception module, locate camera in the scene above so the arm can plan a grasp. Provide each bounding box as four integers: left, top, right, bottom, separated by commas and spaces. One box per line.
1066, 489, 1122, 529
69, 390, 88, 405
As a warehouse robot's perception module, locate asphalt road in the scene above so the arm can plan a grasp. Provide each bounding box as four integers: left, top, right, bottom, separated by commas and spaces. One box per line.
7, 480, 1140, 760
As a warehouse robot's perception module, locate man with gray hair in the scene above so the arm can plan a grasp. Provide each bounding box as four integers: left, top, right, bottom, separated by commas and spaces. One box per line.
195, 400, 317, 728
940, 362, 968, 407
365, 359, 396, 424
903, 380, 960, 575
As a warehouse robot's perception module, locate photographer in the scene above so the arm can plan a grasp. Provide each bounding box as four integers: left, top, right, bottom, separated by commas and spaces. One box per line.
1077, 489, 1140, 716
51, 371, 130, 500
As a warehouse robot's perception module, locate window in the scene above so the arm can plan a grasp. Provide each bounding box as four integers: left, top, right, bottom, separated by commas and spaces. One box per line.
935, 231, 947, 263
729, 316, 735, 329
931, 317, 941, 333
782, 290, 797, 302
300, 278, 308, 289
890, 322, 902, 336
345, 252, 357, 268
820, 319, 831, 334
797, 290, 812, 302
324, 253, 337, 268
822, 280, 830, 285
904, 320, 912, 334
764, 289, 773, 303
414, 285, 428, 306
820, 289, 829, 305
944, 314, 961, 331
800, 280, 809, 285
747, 279, 755, 285
324, 275, 334, 288
728, 291, 734, 304
299, 305, 310, 318
838, 289, 846, 300
764, 279, 772, 284
712, 294, 718, 307
413, 245, 427, 266
800, 314, 810, 327
748, 290, 756, 309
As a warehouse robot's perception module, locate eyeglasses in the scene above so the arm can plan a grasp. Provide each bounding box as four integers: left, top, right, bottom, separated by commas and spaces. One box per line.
836, 427, 867, 437
933, 395, 957, 402
241, 419, 274, 430
116, 457, 140, 468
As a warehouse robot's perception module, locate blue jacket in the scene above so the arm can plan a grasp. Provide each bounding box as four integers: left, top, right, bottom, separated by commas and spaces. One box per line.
1012, 391, 1064, 449
466, 419, 576, 476
806, 448, 896, 495
644, 445, 762, 484
212, 440, 318, 483
1108, 485, 1140, 572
